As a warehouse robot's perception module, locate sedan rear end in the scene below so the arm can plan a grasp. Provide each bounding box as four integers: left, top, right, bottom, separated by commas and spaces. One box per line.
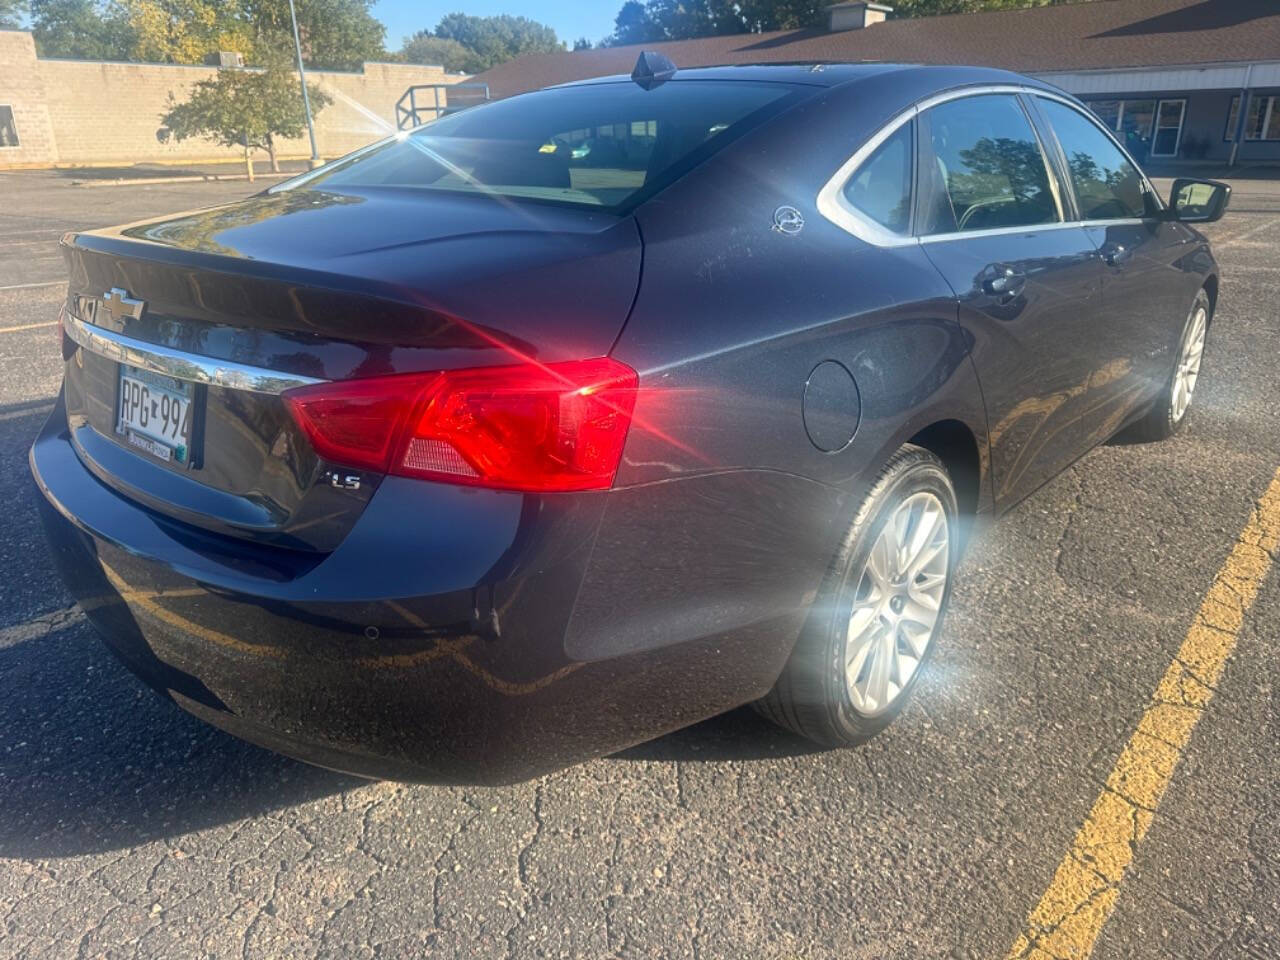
31, 75, 828, 783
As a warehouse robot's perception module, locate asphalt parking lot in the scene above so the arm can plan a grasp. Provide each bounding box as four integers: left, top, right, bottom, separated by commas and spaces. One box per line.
1, 168, 1278, 959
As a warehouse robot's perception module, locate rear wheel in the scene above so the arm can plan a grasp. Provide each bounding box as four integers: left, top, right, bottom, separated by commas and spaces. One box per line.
754, 445, 958, 746
1127, 288, 1210, 442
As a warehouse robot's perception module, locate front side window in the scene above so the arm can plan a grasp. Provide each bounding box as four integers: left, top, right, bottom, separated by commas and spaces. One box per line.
1038, 98, 1156, 221
920, 94, 1059, 234
842, 120, 913, 235
289, 81, 802, 211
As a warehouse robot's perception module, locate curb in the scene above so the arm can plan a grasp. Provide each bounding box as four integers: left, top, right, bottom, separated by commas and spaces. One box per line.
71, 172, 296, 188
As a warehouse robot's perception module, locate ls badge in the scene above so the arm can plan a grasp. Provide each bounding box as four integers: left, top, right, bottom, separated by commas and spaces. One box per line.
772, 205, 805, 236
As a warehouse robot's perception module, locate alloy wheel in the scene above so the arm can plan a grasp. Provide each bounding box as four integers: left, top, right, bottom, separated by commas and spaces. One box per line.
844, 491, 950, 717
1171, 304, 1207, 423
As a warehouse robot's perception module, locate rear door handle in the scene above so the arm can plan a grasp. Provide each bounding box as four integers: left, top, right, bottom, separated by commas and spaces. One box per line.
981, 264, 1026, 303
1101, 243, 1132, 267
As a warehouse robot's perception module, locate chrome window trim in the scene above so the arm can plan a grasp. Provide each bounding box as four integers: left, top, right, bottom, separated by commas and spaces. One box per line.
919, 220, 1083, 245
818, 83, 1165, 247
815, 103, 920, 248
64, 312, 326, 395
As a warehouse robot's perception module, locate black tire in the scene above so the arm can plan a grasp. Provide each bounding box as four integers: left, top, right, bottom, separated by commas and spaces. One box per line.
754, 444, 958, 746
1125, 288, 1212, 443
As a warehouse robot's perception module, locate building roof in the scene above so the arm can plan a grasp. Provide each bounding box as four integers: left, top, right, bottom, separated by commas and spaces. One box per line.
471, 0, 1280, 99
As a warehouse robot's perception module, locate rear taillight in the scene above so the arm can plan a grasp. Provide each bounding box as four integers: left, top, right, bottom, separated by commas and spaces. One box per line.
283, 357, 639, 492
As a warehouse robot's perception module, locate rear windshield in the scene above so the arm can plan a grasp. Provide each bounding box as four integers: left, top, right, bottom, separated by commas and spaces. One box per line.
292, 80, 804, 211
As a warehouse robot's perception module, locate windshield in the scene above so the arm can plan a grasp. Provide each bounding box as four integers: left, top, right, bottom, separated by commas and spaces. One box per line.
294, 80, 805, 211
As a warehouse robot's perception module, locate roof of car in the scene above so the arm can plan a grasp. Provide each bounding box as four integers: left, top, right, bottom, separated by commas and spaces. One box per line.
542, 64, 1061, 106
557, 62, 911, 90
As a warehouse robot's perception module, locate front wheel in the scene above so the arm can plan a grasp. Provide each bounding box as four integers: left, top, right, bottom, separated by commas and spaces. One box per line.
1127, 288, 1211, 442
754, 444, 958, 746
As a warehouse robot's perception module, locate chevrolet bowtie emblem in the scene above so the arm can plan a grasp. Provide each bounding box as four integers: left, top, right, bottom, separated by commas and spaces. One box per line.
100, 287, 145, 327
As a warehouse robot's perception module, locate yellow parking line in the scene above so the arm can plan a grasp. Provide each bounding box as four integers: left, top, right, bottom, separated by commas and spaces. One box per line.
1006, 466, 1280, 960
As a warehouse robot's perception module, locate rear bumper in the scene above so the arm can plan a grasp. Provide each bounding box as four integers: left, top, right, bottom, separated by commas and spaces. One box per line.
32, 394, 837, 783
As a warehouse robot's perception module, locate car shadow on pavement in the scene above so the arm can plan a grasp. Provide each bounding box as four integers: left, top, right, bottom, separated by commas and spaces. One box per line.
611, 706, 827, 763
2, 402, 358, 860
0, 621, 360, 860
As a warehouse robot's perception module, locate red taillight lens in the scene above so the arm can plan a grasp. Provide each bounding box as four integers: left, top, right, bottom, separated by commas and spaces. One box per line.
283, 357, 639, 492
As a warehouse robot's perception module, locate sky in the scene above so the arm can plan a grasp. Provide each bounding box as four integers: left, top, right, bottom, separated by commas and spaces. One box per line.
371, 1, 622, 51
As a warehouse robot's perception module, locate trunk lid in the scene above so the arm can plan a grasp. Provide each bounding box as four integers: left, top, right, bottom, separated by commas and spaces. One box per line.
60, 187, 642, 552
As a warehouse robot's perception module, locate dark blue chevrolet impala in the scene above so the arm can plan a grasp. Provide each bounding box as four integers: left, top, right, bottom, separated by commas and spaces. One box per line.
31, 62, 1227, 783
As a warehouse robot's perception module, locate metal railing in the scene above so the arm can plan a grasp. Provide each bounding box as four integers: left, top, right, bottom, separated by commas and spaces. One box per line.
395, 82, 491, 130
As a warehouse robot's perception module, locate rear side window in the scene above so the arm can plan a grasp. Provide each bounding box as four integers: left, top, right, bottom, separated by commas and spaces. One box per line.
1037, 97, 1156, 221
295, 81, 802, 211
842, 121, 914, 235
920, 94, 1059, 234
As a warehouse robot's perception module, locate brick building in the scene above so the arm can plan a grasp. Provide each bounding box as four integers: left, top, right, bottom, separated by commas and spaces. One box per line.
0, 30, 466, 169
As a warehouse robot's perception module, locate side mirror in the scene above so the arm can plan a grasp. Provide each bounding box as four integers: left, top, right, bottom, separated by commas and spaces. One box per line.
1167, 178, 1230, 223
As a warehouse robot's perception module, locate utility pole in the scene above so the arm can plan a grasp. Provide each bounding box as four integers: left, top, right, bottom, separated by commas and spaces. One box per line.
288, 0, 322, 168
1228, 63, 1254, 169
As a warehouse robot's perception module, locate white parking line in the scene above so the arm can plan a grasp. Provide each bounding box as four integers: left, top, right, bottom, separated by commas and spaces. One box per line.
0, 403, 54, 423
1215, 217, 1277, 249
0, 281, 65, 291
0, 607, 86, 648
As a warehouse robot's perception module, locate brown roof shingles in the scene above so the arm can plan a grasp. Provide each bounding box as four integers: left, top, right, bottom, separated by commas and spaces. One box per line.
471, 0, 1280, 98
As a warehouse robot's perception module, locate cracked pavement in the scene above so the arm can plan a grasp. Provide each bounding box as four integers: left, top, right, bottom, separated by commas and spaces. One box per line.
1, 169, 1278, 959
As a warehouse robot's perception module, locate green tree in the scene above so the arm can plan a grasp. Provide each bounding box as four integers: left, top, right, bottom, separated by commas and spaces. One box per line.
121, 0, 254, 64
243, 0, 385, 71
609, 1, 663, 45
0, 0, 28, 30
161, 49, 331, 178
31, 0, 385, 68
605, 0, 1092, 44
432, 13, 563, 73
607, 0, 818, 45
400, 30, 470, 72
31, 0, 134, 59
572, 36, 593, 51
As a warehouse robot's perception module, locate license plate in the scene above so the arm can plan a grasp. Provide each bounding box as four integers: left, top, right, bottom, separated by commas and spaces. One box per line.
116, 365, 193, 464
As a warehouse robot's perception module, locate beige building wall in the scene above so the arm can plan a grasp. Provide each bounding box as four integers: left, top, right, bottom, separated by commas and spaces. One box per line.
0, 30, 466, 169
0, 32, 60, 166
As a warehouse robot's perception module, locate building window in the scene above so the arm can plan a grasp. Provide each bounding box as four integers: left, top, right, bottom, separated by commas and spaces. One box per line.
1086, 99, 1156, 140
1226, 95, 1280, 141
1090, 100, 1121, 131
0, 106, 19, 148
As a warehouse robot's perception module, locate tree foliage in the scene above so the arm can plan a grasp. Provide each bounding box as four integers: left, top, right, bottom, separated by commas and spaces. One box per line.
243, 0, 384, 71
30, 0, 384, 68
31, 0, 130, 58
607, 0, 821, 44
122, 0, 254, 64
161, 48, 331, 173
606, 0, 1092, 44
0, 0, 27, 30
400, 30, 470, 72
429, 13, 563, 73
